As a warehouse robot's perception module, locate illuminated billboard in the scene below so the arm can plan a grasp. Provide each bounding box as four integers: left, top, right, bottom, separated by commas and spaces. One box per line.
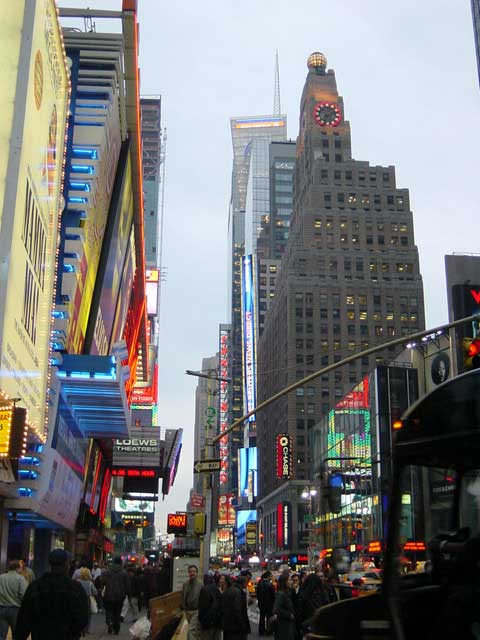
0, 1, 69, 433
219, 326, 231, 488
238, 447, 257, 499
129, 365, 158, 405
328, 377, 371, 469
276, 434, 292, 479
241, 255, 257, 425
114, 498, 154, 513
218, 493, 236, 526
146, 268, 159, 316
87, 143, 134, 355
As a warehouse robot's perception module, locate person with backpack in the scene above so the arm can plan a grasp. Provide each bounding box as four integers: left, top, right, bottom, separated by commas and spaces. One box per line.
15, 548, 89, 640
198, 574, 222, 640
100, 556, 131, 635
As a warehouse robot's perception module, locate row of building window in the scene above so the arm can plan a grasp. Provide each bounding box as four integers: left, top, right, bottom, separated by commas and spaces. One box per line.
317, 166, 392, 185
293, 292, 419, 308
295, 323, 418, 336
313, 232, 409, 247
314, 219, 408, 233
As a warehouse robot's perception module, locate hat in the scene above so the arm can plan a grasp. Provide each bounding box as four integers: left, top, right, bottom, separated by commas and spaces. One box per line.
49, 549, 69, 566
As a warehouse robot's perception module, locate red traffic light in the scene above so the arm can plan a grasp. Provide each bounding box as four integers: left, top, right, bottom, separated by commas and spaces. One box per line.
467, 339, 480, 358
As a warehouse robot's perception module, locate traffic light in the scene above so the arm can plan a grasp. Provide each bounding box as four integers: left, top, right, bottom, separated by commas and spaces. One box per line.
463, 338, 480, 371
193, 512, 206, 535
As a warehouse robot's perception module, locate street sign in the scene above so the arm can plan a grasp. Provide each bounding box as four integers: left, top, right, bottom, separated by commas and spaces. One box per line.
193, 459, 221, 473
190, 493, 206, 509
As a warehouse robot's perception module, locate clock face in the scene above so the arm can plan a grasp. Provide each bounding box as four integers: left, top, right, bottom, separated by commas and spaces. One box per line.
313, 101, 342, 127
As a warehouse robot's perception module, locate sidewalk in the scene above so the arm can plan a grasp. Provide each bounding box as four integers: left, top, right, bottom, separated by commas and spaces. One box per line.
90, 611, 135, 639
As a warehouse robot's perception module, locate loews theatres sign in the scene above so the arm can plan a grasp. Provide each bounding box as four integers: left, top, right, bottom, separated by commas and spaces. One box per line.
112, 427, 163, 470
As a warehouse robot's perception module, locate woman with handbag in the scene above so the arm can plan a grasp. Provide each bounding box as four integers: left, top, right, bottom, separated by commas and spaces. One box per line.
77, 567, 98, 636
271, 573, 296, 640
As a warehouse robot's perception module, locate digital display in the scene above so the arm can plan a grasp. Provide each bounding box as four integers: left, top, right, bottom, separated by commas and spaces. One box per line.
111, 468, 157, 478
167, 512, 187, 535
238, 447, 257, 498
219, 328, 230, 488
145, 268, 159, 316
241, 255, 256, 424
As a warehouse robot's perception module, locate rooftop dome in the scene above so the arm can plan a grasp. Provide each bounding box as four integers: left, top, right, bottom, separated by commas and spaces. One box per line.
307, 52, 327, 70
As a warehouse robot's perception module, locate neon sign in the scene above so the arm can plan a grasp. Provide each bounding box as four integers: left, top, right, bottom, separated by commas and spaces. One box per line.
276, 434, 292, 479
167, 512, 187, 535
241, 256, 256, 424
111, 468, 156, 478
219, 327, 230, 487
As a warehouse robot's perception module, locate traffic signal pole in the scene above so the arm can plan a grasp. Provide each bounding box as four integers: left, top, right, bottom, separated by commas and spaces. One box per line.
213, 313, 480, 445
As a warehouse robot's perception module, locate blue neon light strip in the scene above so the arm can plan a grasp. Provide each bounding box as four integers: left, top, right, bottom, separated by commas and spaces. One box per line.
242, 255, 256, 422
70, 165, 95, 175
68, 196, 88, 204
72, 148, 98, 160
18, 470, 38, 480
69, 181, 91, 192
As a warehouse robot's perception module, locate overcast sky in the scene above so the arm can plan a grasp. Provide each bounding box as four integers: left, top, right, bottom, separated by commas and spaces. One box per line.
60, 1, 480, 533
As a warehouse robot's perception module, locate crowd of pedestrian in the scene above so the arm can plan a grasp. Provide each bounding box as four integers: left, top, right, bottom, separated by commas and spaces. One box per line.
0, 550, 174, 639
181, 563, 338, 640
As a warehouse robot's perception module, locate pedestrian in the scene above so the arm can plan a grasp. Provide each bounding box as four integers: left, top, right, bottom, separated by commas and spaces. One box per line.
181, 565, 203, 640
77, 567, 97, 635
100, 556, 131, 635
92, 563, 104, 612
18, 559, 35, 585
217, 574, 227, 593
272, 573, 296, 640
295, 572, 330, 636
15, 548, 89, 640
198, 574, 222, 640
0, 559, 28, 639
222, 575, 250, 640
256, 571, 275, 635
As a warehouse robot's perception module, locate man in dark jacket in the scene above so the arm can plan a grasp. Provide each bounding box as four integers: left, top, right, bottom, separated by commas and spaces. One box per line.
256, 572, 275, 635
198, 574, 222, 640
101, 556, 131, 635
15, 548, 89, 640
222, 577, 250, 640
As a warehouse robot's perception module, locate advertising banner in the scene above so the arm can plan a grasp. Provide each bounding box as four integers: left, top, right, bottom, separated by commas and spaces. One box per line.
218, 494, 235, 526
0, 0, 69, 432
114, 498, 154, 513
0, 409, 13, 456
218, 327, 230, 488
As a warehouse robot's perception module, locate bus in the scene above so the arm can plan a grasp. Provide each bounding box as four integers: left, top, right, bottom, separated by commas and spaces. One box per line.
310, 368, 480, 639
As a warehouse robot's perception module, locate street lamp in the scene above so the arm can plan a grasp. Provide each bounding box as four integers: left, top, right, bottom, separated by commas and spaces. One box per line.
301, 486, 317, 565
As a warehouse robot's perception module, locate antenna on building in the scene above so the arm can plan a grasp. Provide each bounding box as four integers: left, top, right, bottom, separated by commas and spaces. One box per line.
273, 50, 281, 115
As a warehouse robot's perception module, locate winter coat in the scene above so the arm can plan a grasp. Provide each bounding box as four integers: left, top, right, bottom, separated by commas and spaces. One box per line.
101, 564, 131, 603
15, 572, 89, 640
256, 578, 275, 612
273, 590, 296, 640
222, 584, 250, 640
198, 583, 222, 629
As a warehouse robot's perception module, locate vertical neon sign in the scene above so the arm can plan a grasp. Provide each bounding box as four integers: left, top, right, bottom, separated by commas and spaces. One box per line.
219, 328, 230, 488
241, 255, 256, 424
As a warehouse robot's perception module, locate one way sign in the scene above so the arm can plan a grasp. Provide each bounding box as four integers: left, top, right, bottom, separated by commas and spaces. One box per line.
193, 459, 221, 473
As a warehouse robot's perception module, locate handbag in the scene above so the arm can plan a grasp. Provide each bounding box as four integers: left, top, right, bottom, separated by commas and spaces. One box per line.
90, 594, 98, 614
266, 614, 277, 634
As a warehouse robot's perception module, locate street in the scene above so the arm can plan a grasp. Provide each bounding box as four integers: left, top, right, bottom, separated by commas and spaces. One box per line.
88, 600, 261, 639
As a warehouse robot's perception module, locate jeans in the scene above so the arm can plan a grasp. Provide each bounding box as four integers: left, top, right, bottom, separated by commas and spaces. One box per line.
0, 605, 19, 640
104, 600, 123, 634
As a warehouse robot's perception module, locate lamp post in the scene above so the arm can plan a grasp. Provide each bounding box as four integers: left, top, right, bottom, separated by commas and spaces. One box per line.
301, 486, 317, 565
186, 368, 230, 574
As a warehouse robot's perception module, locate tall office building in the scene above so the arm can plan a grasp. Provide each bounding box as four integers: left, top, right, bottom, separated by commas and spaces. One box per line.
227, 115, 287, 493
193, 354, 219, 495
257, 141, 296, 335
257, 53, 425, 555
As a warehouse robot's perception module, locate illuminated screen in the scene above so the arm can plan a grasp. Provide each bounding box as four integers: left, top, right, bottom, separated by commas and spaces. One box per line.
88, 144, 134, 354
241, 255, 256, 423
167, 512, 187, 535
236, 509, 256, 530
146, 268, 159, 315
238, 447, 257, 498
114, 498, 154, 513
328, 377, 371, 468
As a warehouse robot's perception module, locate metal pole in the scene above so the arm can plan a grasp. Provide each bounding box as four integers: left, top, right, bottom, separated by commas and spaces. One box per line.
212, 314, 479, 444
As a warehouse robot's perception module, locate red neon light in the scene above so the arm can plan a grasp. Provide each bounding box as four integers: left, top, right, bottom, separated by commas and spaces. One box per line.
403, 541, 426, 552
99, 468, 112, 523
276, 503, 283, 548
470, 289, 480, 305
111, 468, 156, 478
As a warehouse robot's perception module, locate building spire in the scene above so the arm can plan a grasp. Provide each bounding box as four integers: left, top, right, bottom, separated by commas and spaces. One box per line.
273, 50, 281, 115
